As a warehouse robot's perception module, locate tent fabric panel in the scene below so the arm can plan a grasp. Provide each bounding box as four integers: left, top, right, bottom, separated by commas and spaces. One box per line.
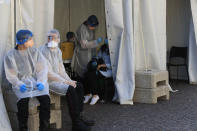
105, 0, 135, 105
189, 0, 197, 84
0, 2, 13, 131
15, 0, 54, 47
134, 0, 166, 71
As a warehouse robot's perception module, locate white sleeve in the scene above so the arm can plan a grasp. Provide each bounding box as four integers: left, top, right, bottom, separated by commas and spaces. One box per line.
4, 55, 24, 89
47, 60, 66, 83
35, 51, 49, 84
80, 40, 99, 49
58, 50, 72, 81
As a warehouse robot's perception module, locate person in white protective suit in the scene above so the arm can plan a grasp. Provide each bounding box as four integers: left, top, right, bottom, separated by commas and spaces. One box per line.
40, 29, 94, 131
71, 15, 103, 78
4, 29, 50, 131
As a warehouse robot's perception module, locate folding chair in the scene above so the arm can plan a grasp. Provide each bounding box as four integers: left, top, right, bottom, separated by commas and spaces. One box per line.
167, 46, 189, 82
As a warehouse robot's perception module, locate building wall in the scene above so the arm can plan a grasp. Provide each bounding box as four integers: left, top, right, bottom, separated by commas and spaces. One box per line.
166, 0, 191, 79
167, 0, 191, 50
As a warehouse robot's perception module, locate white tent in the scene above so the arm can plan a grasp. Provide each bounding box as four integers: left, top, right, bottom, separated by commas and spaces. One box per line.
189, 0, 197, 84
1, 0, 197, 130
0, 1, 15, 131
54, 0, 166, 104
105, 0, 166, 104
0, 0, 54, 130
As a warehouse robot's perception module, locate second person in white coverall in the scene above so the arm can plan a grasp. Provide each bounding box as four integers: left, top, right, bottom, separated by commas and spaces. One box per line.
40, 29, 94, 131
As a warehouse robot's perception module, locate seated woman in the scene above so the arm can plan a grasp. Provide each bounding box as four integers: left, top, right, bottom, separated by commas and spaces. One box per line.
84, 39, 112, 105
97, 39, 112, 78
96, 40, 113, 102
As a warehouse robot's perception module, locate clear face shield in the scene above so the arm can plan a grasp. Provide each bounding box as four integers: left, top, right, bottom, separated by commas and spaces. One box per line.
47, 34, 60, 48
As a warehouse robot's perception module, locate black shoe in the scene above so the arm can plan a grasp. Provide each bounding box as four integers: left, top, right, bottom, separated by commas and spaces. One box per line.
72, 120, 91, 131
80, 114, 95, 126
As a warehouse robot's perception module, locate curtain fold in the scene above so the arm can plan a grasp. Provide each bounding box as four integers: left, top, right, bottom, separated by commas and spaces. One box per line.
105, 0, 135, 105
189, 0, 197, 84
0, 1, 12, 130
134, 0, 166, 71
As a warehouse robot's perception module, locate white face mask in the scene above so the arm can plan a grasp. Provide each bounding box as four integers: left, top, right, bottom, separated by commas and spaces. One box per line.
48, 41, 58, 48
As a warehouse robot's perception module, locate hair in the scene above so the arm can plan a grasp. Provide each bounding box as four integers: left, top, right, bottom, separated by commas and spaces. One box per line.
84, 15, 99, 27
66, 32, 75, 41
101, 44, 109, 55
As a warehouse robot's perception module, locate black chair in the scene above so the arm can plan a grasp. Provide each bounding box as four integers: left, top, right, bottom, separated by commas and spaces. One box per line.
167, 46, 189, 82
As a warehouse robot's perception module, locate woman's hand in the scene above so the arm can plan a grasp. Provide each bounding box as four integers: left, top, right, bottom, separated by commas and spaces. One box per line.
97, 64, 107, 70
64, 80, 77, 88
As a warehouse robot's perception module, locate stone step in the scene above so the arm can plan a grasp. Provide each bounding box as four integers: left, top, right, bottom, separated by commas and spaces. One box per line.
135, 70, 169, 89
8, 109, 62, 131
4, 91, 61, 114
50, 109, 62, 129
8, 112, 39, 131
133, 85, 170, 104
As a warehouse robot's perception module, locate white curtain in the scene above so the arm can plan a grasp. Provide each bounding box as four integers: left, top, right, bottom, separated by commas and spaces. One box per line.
15, 0, 54, 47
134, 0, 166, 71
0, 0, 54, 130
0, 1, 12, 130
104, 0, 166, 104
105, 0, 135, 105
189, 0, 197, 84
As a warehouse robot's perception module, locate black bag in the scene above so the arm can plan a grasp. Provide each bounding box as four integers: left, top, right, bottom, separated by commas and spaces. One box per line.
97, 58, 107, 71
87, 58, 98, 72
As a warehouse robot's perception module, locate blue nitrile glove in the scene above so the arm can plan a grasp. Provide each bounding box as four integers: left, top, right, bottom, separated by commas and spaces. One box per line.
92, 61, 97, 67
37, 83, 44, 91
104, 38, 108, 44
97, 37, 103, 44
20, 84, 27, 93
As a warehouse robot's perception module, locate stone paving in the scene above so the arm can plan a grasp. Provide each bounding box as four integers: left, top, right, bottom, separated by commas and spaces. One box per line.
50, 80, 197, 131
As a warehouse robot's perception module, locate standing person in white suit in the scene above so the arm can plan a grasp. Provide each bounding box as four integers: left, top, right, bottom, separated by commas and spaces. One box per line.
71, 15, 103, 79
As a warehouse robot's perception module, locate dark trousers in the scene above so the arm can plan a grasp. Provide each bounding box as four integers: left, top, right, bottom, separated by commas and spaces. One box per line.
66, 83, 84, 122
84, 71, 100, 95
17, 95, 50, 131
97, 72, 107, 100
97, 72, 114, 100
84, 71, 113, 100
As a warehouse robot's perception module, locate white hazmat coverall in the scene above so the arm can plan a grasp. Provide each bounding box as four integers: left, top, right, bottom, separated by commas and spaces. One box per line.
4, 47, 49, 100
40, 44, 73, 95
71, 24, 99, 77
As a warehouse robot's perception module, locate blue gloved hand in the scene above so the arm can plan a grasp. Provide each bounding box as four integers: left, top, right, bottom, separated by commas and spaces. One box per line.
20, 84, 27, 93
92, 61, 97, 67
97, 37, 103, 44
104, 38, 108, 44
37, 83, 44, 91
